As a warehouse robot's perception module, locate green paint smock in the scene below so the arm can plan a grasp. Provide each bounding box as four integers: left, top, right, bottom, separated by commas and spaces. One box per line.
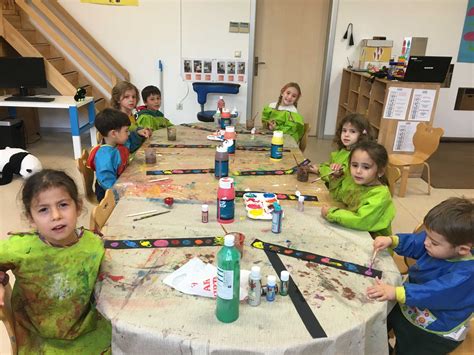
0, 229, 111, 354
137, 109, 173, 131
326, 175, 395, 237
261, 105, 304, 142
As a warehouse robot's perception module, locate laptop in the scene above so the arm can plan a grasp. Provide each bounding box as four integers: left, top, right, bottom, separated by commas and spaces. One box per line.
402, 56, 452, 83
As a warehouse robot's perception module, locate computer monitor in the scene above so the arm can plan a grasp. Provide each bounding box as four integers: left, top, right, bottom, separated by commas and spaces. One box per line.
0, 57, 48, 96
402, 56, 452, 83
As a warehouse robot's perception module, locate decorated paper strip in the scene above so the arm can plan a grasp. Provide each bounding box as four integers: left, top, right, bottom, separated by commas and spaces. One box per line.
180, 123, 273, 135
236, 191, 318, 202
251, 239, 382, 278
232, 159, 311, 176
265, 250, 327, 338
104, 236, 224, 249
149, 143, 290, 152
146, 168, 214, 175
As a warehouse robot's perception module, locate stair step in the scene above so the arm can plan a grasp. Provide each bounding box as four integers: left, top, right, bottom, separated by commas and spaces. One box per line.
32, 43, 50, 57
4, 14, 21, 28
48, 57, 65, 72
18, 29, 46, 43
94, 98, 106, 111
62, 71, 79, 87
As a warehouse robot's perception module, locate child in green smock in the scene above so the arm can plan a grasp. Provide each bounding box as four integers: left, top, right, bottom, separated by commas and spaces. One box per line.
0, 170, 111, 354
261, 82, 305, 142
311, 113, 372, 183
137, 85, 173, 130
321, 141, 395, 237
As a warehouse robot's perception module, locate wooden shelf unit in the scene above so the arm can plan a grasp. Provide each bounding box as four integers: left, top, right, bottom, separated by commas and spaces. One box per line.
337, 69, 441, 154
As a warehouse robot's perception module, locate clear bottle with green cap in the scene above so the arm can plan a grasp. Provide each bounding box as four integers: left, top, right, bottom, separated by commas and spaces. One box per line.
216, 234, 240, 323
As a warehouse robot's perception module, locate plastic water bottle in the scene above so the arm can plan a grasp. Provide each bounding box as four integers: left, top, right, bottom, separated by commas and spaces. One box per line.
214, 145, 229, 179
216, 234, 240, 323
270, 131, 284, 161
217, 177, 235, 224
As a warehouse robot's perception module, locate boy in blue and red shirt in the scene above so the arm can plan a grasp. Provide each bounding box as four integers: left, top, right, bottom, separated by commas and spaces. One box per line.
367, 197, 474, 355
88, 108, 149, 201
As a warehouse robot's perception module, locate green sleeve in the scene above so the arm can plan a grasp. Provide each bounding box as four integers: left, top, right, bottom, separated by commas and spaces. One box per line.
0, 236, 20, 270
326, 184, 395, 235
261, 105, 273, 124
319, 149, 350, 182
137, 113, 173, 130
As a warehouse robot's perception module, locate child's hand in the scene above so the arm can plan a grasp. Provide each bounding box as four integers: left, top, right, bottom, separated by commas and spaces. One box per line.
321, 205, 330, 219
0, 285, 5, 306
373, 236, 393, 252
137, 128, 152, 138
268, 121, 276, 131
308, 164, 319, 174
330, 163, 343, 178
366, 277, 396, 301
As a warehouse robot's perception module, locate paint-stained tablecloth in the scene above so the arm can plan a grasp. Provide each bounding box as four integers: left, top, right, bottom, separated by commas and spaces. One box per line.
96, 197, 402, 355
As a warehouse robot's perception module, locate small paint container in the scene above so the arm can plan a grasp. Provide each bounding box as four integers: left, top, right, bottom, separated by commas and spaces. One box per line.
280, 270, 289, 296
266, 275, 277, 302
297, 195, 305, 212
201, 204, 209, 223
296, 165, 309, 182
164, 197, 174, 208
144, 148, 157, 164
167, 126, 177, 141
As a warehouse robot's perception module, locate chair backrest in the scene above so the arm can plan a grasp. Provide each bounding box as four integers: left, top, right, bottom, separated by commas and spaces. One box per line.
192, 83, 240, 109
413, 123, 444, 160
76, 149, 98, 205
299, 123, 310, 152
90, 189, 116, 232
0, 282, 17, 355
386, 165, 401, 196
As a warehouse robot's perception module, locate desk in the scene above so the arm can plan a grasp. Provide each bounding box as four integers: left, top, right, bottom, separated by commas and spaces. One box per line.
97, 197, 401, 354
0, 95, 96, 159
114, 124, 331, 203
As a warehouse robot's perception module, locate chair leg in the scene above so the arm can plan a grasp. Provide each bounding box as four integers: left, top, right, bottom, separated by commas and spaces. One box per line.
424, 162, 431, 195
398, 166, 410, 197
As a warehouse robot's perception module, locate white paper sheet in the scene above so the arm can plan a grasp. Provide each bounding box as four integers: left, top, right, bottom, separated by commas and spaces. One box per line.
383, 87, 412, 120
409, 89, 436, 121
393, 121, 418, 152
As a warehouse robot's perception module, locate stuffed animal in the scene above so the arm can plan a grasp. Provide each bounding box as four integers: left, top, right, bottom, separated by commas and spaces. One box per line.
0, 147, 42, 185
74, 87, 86, 102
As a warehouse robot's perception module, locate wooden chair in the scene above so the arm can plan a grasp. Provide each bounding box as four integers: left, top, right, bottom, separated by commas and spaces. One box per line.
90, 189, 116, 233
76, 149, 98, 205
386, 165, 401, 197
0, 282, 17, 355
299, 123, 310, 152
388, 122, 444, 197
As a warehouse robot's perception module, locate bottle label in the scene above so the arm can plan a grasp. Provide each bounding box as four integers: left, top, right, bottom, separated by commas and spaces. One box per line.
214, 160, 229, 178
218, 199, 234, 221
271, 144, 283, 159
227, 140, 236, 154
217, 267, 234, 300
266, 285, 276, 301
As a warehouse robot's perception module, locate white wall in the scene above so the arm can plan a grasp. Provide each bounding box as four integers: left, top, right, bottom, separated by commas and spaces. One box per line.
325, 0, 474, 138
42, 0, 250, 129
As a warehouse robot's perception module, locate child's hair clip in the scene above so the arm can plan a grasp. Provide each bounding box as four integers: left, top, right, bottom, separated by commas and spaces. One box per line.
362, 129, 367, 135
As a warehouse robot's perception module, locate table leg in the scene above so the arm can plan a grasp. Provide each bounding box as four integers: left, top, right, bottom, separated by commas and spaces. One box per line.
87, 101, 97, 146
68, 106, 81, 159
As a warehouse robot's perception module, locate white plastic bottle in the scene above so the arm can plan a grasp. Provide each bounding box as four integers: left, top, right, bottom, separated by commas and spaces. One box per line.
247, 266, 262, 306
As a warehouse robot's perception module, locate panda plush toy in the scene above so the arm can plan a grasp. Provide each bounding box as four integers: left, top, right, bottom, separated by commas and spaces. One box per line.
74, 87, 87, 102
0, 147, 42, 185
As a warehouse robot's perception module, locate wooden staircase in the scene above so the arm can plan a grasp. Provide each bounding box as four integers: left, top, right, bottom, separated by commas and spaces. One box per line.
0, 0, 130, 112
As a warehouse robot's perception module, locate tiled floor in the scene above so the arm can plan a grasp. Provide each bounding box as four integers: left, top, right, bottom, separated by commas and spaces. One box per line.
0, 132, 472, 354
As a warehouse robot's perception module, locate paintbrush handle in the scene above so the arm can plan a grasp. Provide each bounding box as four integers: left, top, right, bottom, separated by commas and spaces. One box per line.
133, 210, 171, 222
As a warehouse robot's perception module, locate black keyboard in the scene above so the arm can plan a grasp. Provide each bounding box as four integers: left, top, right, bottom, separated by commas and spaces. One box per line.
4, 96, 55, 102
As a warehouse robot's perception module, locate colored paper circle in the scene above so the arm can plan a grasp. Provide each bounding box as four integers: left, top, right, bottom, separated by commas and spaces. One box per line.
153, 239, 169, 247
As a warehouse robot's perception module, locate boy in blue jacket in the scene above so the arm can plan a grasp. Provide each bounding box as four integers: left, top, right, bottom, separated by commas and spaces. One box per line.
88, 108, 150, 201
367, 197, 473, 355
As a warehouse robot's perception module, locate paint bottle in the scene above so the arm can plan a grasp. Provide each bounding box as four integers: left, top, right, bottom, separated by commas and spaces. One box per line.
270, 131, 284, 161
271, 202, 283, 233
266, 275, 277, 302
213, 109, 221, 127
216, 234, 240, 323
280, 270, 290, 296
247, 266, 262, 307
214, 145, 229, 179
220, 109, 231, 129
217, 95, 225, 113
297, 195, 305, 212
224, 126, 236, 154
217, 177, 235, 224
201, 204, 209, 223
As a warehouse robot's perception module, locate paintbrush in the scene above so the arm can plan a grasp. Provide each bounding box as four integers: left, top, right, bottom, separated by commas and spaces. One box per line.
127, 209, 158, 217
365, 250, 378, 276
133, 210, 171, 222
310, 168, 342, 183
220, 224, 229, 235
149, 177, 170, 182
292, 153, 300, 167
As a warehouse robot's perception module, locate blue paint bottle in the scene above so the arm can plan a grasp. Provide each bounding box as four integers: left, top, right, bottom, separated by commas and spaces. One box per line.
266, 275, 277, 302
271, 203, 283, 234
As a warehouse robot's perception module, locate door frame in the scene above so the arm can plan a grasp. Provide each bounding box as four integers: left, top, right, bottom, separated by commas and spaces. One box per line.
246, 0, 340, 139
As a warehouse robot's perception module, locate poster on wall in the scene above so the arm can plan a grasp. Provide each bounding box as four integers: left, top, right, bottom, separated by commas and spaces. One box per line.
458, 0, 474, 63
182, 58, 246, 83
80, 0, 139, 5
